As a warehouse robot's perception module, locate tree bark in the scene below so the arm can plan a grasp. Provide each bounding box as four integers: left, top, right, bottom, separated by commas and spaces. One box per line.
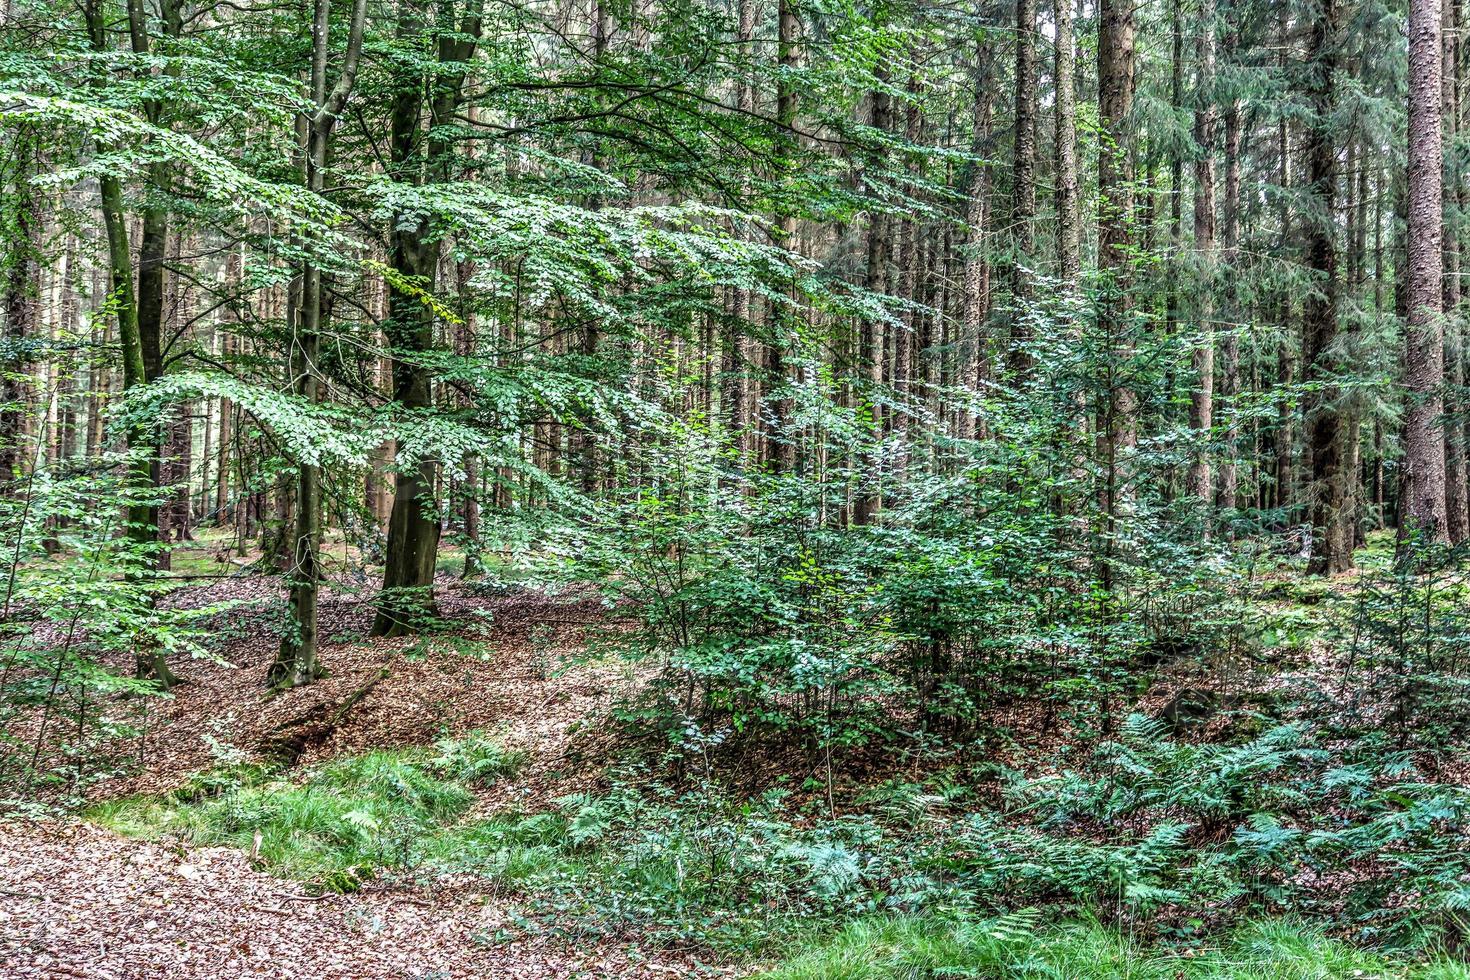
1443, 0, 1469, 542
1096, 0, 1136, 591
1009, 0, 1038, 373
372, 0, 484, 637
1188, 0, 1217, 508
1218, 82, 1243, 516
1053, 0, 1080, 289
271, 0, 367, 685
1405, 0, 1450, 541
1302, 0, 1352, 573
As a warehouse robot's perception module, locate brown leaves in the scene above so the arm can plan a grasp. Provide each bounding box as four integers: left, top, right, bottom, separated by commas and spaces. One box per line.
0, 820, 711, 978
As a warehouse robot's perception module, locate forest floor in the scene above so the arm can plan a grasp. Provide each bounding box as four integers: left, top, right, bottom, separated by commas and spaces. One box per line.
2, 538, 730, 978
3, 533, 1466, 978
0, 819, 720, 979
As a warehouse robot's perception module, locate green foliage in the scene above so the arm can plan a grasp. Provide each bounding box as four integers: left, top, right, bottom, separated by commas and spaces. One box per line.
762, 915, 1470, 980
91, 733, 522, 892
1325, 539, 1470, 745
428, 730, 527, 786
0, 455, 227, 806
556, 313, 1246, 755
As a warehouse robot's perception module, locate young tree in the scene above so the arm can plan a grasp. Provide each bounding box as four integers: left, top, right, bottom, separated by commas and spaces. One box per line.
270, 0, 368, 687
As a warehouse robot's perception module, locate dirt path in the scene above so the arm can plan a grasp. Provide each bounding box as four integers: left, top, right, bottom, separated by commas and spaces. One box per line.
0, 820, 723, 979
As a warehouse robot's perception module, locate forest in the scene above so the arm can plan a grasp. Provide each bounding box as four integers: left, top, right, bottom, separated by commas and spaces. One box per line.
3, 0, 1470, 971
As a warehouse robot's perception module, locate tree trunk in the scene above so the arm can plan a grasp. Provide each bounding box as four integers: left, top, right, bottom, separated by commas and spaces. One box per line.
1302, 0, 1351, 574
1405, 0, 1449, 541
0, 128, 40, 486
271, 0, 367, 686
1009, 0, 1038, 373
1096, 0, 1136, 591
856, 78, 892, 523
1054, 0, 1080, 288
1188, 0, 1217, 508
1444, 0, 1469, 542
372, 0, 483, 636
1218, 85, 1242, 517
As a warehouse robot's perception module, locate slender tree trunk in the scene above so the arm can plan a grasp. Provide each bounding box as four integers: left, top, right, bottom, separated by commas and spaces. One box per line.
0, 129, 40, 486
1302, 0, 1352, 573
1405, 0, 1450, 541
1009, 0, 1038, 373
83, 0, 180, 686
1096, 0, 1136, 591
271, 0, 367, 686
856, 76, 893, 522
1219, 85, 1243, 516
1054, 0, 1080, 288
764, 0, 800, 472
1188, 0, 1217, 508
959, 42, 994, 446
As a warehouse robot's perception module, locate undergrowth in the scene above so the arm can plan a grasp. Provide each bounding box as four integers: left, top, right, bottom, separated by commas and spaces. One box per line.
90, 715, 1470, 961
762, 915, 1470, 979
91, 731, 527, 892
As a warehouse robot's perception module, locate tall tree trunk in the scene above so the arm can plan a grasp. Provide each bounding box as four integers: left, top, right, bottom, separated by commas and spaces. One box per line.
1405, 0, 1450, 541
1188, 0, 1217, 508
1096, 0, 1136, 591
856, 77, 892, 522
271, 0, 367, 685
958, 41, 994, 446
1008, 0, 1037, 373
727, 0, 759, 470
763, 0, 800, 472
0, 128, 40, 486
373, 0, 484, 637
1218, 81, 1243, 516
83, 0, 180, 686
1054, 0, 1080, 288
1302, 0, 1351, 573
1444, 0, 1469, 542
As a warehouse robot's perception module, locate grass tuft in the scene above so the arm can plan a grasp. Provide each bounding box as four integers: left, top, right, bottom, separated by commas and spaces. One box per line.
760, 915, 1470, 980
90, 733, 524, 892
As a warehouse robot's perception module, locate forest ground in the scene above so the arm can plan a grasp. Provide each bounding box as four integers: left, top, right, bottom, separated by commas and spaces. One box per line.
2, 535, 719, 977
2, 532, 1468, 979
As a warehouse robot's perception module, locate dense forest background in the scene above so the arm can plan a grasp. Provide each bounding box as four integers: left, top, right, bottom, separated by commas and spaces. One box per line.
5, 0, 1470, 971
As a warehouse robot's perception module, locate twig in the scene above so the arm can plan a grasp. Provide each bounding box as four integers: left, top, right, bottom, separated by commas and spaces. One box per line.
269, 890, 331, 902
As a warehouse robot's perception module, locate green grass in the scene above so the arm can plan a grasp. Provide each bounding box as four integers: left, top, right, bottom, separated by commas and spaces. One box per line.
90, 732, 528, 892
761, 916, 1470, 979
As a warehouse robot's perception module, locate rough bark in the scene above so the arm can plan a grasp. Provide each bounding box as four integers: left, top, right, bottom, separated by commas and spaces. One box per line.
1188, 0, 1217, 507
958, 41, 994, 445
855, 77, 892, 524
1302, 0, 1352, 573
1218, 85, 1243, 515
1053, 0, 1080, 288
1009, 0, 1038, 373
1096, 0, 1136, 590
1444, 0, 1469, 542
1404, 0, 1449, 541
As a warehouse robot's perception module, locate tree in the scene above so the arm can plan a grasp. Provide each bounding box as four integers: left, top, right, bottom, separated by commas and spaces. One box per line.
1404, 0, 1449, 541
1301, 0, 1352, 574
269, 0, 368, 687
1188, 0, 1217, 508
1095, 0, 1136, 590
371, 0, 485, 638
